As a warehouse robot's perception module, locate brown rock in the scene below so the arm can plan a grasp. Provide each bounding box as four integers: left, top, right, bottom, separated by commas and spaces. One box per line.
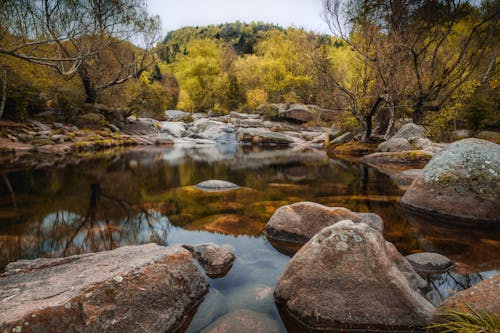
361, 150, 433, 167
433, 274, 499, 320
182, 243, 236, 278
328, 141, 377, 156
0, 244, 208, 332
275, 221, 435, 331
279, 104, 313, 123
265, 202, 384, 244
201, 309, 281, 333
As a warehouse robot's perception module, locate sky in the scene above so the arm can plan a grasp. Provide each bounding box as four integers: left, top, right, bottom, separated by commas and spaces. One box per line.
146, 0, 331, 34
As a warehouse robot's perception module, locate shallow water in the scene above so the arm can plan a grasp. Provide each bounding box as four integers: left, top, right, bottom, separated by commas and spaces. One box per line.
0, 145, 498, 332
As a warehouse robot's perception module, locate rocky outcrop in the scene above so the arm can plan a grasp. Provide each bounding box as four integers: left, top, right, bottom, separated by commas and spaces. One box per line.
201, 310, 281, 333
432, 274, 499, 321
195, 180, 240, 192
160, 121, 186, 138
0, 244, 209, 333
265, 202, 384, 245
406, 252, 454, 275
274, 221, 435, 331
401, 138, 500, 222
165, 110, 189, 121
182, 243, 236, 278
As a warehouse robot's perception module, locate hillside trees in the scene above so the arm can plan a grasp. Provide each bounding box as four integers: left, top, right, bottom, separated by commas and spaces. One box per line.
323, 0, 499, 132
0, 0, 161, 104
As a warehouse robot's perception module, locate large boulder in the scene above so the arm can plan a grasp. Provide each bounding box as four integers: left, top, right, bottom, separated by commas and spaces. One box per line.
401, 138, 500, 222
432, 274, 499, 322
201, 310, 281, 333
160, 121, 186, 138
0, 244, 209, 332
265, 202, 383, 245
274, 221, 435, 331
392, 123, 426, 139
279, 104, 314, 123
406, 252, 454, 275
189, 119, 236, 143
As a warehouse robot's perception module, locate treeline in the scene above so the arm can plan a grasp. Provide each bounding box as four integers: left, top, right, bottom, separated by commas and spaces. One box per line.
0, 1, 498, 140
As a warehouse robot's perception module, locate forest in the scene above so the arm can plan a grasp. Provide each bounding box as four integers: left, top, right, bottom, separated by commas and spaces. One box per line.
0, 0, 498, 141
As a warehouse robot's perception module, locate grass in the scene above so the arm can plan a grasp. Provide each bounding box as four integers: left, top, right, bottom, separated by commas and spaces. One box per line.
428, 306, 500, 333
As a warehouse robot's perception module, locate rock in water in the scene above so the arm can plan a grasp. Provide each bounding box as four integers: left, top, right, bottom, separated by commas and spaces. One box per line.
432, 274, 499, 322
406, 252, 454, 275
195, 180, 240, 192
201, 309, 281, 333
401, 138, 500, 222
279, 104, 313, 123
0, 244, 209, 332
182, 243, 236, 278
274, 221, 435, 331
265, 202, 384, 244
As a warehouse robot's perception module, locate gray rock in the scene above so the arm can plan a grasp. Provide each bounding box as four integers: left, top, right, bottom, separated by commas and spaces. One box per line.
265, 202, 384, 244
0, 244, 208, 332
182, 243, 236, 278
165, 110, 189, 121
51, 134, 65, 144
392, 123, 426, 140
201, 310, 280, 333
155, 137, 174, 145
52, 122, 64, 129
195, 180, 240, 192
275, 221, 435, 331
160, 121, 186, 138
378, 138, 413, 152
401, 138, 500, 222
406, 252, 454, 275
237, 128, 295, 145
330, 132, 352, 145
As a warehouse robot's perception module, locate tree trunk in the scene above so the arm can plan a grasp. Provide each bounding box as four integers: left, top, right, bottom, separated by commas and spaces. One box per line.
413, 100, 424, 124
78, 67, 97, 104
363, 114, 373, 142
384, 101, 396, 139
0, 68, 7, 119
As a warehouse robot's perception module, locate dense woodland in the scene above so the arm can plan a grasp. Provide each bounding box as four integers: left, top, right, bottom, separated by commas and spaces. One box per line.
0, 0, 498, 141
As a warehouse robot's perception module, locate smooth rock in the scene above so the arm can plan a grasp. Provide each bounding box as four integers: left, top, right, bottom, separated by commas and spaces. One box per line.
274, 221, 435, 331
406, 252, 454, 275
182, 243, 236, 278
401, 138, 500, 222
237, 128, 294, 145
165, 110, 189, 121
279, 104, 313, 123
265, 202, 384, 244
201, 310, 281, 333
0, 244, 209, 332
195, 180, 240, 192
330, 132, 352, 145
160, 121, 186, 138
378, 137, 413, 152
392, 123, 426, 140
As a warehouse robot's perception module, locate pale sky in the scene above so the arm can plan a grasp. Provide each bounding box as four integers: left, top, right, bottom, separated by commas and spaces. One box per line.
146, 0, 331, 34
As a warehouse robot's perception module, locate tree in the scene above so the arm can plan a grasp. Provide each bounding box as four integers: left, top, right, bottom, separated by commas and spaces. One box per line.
0, 0, 161, 104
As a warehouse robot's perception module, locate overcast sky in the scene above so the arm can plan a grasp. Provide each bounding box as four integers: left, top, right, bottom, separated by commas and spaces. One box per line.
146, 0, 331, 34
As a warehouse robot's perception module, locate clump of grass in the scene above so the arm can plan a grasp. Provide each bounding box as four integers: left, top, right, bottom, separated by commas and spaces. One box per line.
428, 306, 500, 333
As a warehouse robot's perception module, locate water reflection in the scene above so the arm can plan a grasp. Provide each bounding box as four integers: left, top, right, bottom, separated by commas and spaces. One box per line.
0, 145, 498, 332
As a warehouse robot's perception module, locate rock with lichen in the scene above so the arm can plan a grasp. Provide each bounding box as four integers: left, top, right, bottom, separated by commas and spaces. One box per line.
274, 221, 435, 331
0, 244, 208, 332
401, 138, 500, 222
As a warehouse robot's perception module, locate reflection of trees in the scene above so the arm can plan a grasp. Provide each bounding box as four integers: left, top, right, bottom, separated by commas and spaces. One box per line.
426, 271, 494, 306
0, 182, 170, 270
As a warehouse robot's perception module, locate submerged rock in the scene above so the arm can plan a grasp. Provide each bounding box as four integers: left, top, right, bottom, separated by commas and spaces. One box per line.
182, 243, 236, 278
195, 180, 240, 192
401, 138, 500, 222
274, 221, 435, 331
265, 202, 384, 244
201, 309, 281, 333
406, 252, 454, 275
0, 244, 209, 332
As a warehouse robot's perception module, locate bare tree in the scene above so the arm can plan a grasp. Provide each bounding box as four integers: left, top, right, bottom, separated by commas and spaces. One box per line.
0, 0, 162, 103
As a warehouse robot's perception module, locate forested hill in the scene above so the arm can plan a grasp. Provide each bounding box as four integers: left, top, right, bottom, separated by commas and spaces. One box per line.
159, 22, 285, 62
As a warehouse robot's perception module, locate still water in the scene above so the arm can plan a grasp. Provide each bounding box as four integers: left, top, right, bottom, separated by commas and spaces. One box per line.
0, 145, 498, 332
